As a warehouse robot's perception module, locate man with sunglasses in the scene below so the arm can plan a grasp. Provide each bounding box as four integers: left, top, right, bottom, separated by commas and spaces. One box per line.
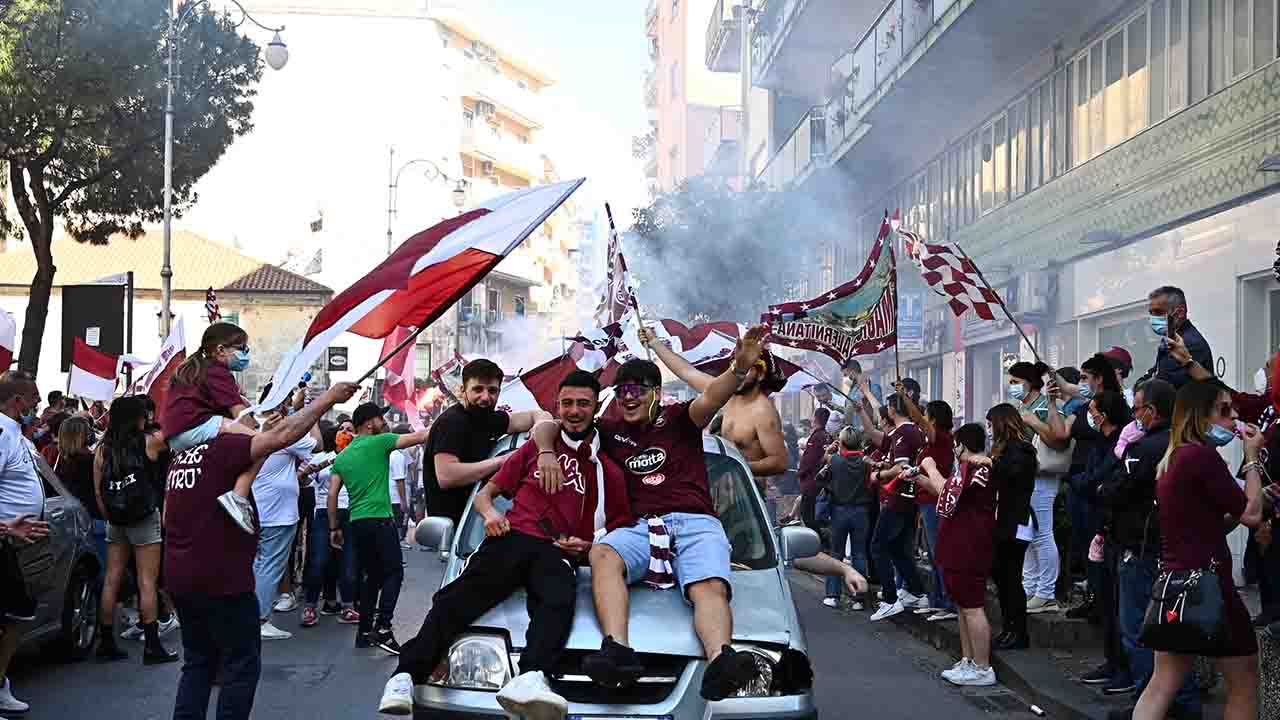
530, 325, 769, 701
380, 371, 631, 718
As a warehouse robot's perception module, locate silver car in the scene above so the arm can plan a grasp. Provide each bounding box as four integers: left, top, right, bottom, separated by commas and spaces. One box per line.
414, 433, 822, 719
15, 451, 101, 659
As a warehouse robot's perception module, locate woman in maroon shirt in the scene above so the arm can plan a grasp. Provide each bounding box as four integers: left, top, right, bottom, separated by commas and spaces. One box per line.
920, 422, 997, 686
1133, 381, 1267, 720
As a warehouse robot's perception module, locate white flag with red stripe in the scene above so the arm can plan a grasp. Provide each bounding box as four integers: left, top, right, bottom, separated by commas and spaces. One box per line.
134, 316, 187, 405
257, 179, 584, 412
900, 229, 1004, 321
69, 338, 120, 401
0, 311, 15, 370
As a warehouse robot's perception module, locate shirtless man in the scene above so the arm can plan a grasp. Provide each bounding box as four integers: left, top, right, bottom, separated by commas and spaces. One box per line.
638, 327, 789, 488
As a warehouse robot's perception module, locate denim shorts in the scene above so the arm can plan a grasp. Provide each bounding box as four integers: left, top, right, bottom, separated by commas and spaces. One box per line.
168, 415, 224, 452
107, 510, 162, 546
599, 513, 732, 602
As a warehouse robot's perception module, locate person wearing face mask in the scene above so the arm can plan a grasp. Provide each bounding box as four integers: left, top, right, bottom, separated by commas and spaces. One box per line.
1136, 286, 1213, 390
381, 372, 632, 718
1127, 381, 1267, 720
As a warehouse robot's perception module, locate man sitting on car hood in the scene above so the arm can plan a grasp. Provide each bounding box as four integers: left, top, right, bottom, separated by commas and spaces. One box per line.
378, 370, 631, 719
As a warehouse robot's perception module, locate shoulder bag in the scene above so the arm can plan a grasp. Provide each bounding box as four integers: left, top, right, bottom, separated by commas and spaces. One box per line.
1138, 560, 1228, 655
1033, 434, 1074, 477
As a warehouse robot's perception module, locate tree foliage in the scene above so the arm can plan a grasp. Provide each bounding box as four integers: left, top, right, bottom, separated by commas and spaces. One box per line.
0, 0, 263, 373
628, 178, 823, 325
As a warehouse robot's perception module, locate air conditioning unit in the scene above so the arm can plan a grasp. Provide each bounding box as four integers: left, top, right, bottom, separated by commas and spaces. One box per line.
481, 161, 495, 176
474, 101, 496, 118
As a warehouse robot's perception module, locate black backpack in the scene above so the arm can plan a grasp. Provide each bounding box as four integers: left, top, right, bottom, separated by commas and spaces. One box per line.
101, 440, 159, 525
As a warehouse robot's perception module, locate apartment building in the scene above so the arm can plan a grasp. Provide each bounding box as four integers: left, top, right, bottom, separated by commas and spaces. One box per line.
644, 0, 744, 191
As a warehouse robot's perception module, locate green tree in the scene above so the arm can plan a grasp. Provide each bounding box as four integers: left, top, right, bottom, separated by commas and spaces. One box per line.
0, 0, 262, 373
628, 178, 826, 325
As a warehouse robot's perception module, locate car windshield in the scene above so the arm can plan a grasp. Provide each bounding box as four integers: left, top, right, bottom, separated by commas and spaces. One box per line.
455, 446, 776, 570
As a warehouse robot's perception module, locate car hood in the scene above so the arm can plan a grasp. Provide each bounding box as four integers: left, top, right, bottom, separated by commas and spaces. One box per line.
464, 566, 794, 657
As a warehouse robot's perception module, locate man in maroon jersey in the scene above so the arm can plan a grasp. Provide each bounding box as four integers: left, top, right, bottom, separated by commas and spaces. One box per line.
531, 326, 767, 701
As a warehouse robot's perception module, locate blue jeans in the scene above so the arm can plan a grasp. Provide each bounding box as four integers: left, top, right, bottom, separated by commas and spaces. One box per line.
825, 504, 871, 600
304, 510, 354, 607
1117, 551, 1202, 712
253, 524, 297, 621
91, 519, 108, 588
600, 513, 732, 601
872, 506, 923, 604
172, 592, 261, 720
920, 503, 955, 611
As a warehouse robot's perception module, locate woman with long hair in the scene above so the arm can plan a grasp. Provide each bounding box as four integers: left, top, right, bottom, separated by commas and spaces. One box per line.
94, 396, 178, 664
984, 403, 1038, 650
1132, 381, 1267, 720
56, 416, 106, 573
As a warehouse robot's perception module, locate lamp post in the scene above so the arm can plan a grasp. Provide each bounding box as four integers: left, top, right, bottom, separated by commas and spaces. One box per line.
385, 146, 469, 254
161, 0, 288, 339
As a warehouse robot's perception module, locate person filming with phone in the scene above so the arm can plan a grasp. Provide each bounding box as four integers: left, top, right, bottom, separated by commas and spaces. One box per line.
1138, 286, 1213, 390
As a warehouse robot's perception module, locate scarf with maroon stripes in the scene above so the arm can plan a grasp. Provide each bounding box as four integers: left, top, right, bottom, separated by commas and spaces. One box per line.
643, 516, 676, 590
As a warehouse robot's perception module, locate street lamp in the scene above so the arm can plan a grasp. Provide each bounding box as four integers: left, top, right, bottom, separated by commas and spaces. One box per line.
385, 146, 470, 254
161, 0, 288, 339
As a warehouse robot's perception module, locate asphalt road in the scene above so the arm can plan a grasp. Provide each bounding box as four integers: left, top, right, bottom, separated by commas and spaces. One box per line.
9, 549, 1031, 719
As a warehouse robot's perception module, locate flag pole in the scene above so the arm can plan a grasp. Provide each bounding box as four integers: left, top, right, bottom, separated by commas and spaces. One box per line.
888, 211, 902, 385
605, 201, 654, 362
357, 325, 429, 384
948, 233, 1048, 370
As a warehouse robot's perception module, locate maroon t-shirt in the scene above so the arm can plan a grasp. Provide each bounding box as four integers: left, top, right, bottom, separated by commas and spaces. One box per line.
491, 433, 632, 541
883, 422, 926, 512
163, 434, 258, 596
1157, 443, 1247, 572
935, 461, 997, 573
598, 401, 715, 517
161, 364, 246, 439
916, 429, 954, 505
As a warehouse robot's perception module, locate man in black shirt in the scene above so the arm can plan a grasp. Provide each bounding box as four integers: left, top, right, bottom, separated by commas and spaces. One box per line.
422, 359, 551, 524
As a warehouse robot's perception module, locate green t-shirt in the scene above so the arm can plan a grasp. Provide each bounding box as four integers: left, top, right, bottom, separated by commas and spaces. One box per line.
332, 432, 400, 522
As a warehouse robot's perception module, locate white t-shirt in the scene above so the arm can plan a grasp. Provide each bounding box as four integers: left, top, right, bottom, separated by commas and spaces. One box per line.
0, 414, 44, 519
388, 448, 408, 507
308, 451, 348, 511
251, 432, 318, 528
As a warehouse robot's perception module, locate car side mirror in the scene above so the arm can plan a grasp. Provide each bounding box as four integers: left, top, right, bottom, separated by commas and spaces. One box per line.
779, 525, 820, 562
415, 517, 455, 559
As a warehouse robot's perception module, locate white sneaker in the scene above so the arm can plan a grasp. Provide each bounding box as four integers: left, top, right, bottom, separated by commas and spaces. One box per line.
898, 591, 929, 609
941, 658, 973, 683
822, 597, 838, 608
869, 601, 905, 622
0, 677, 29, 713
217, 492, 257, 535
259, 621, 292, 641
1026, 597, 1059, 614
956, 665, 997, 687
120, 607, 140, 628
158, 616, 180, 636
273, 593, 297, 613
928, 611, 959, 622
914, 606, 939, 615
850, 600, 865, 611
120, 622, 144, 640
378, 672, 414, 715
496, 671, 568, 720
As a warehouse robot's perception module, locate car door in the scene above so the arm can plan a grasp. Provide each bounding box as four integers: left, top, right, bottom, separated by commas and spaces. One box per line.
17, 450, 78, 631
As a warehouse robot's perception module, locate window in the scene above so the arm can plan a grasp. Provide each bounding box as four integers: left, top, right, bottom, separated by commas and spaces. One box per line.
1073, 56, 1089, 166
671, 0, 679, 18
1090, 43, 1105, 157
1255, 0, 1275, 70
462, 110, 474, 128
1190, 0, 1209, 102
993, 114, 1008, 207
1028, 89, 1041, 190
1129, 13, 1150, 135
1010, 101, 1026, 198
1170, 0, 1189, 110
670, 61, 681, 99
980, 124, 994, 213
513, 297, 526, 317
1151, 0, 1169, 122
1104, 30, 1127, 149
1234, 0, 1251, 76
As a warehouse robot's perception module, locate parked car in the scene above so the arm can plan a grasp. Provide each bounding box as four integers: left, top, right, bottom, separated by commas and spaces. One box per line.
14, 449, 101, 659
414, 432, 822, 719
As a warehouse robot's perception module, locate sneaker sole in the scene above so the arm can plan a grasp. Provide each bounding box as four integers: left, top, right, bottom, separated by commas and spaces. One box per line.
957, 675, 998, 687
871, 608, 904, 622
496, 695, 567, 720
261, 633, 293, 641
376, 641, 401, 656
217, 495, 257, 534
1080, 678, 1112, 685
377, 696, 413, 716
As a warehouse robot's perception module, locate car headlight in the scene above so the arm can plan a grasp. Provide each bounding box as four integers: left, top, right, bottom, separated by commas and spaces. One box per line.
428, 634, 512, 690
728, 644, 780, 698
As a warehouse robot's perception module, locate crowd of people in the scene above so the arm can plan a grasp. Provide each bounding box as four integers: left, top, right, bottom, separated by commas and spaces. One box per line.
791, 285, 1277, 719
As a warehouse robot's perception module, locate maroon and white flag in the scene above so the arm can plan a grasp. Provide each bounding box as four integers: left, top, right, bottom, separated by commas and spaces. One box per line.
134, 315, 187, 406
380, 325, 423, 430
901, 229, 1003, 321
205, 288, 221, 323
68, 338, 121, 401
0, 310, 15, 370
762, 214, 898, 364
257, 179, 583, 411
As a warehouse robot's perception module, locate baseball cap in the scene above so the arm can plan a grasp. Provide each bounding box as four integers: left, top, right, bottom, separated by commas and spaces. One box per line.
1101, 346, 1133, 373
352, 402, 388, 429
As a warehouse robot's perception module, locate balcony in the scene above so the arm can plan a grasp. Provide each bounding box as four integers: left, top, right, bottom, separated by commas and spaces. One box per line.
705, 0, 741, 73
749, 0, 884, 100
461, 123, 545, 182
646, 0, 658, 36
643, 67, 658, 108
756, 105, 824, 189
703, 105, 743, 178
460, 54, 545, 129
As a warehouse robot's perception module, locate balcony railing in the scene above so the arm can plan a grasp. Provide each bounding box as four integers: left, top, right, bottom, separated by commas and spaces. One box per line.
758, 0, 958, 187
645, 0, 658, 34
461, 123, 545, 181
460, 54, 544, 128
643, 67, 658, 108
756, 105, 825, 188
705, 0, 741, 73
749, 0, 797, 83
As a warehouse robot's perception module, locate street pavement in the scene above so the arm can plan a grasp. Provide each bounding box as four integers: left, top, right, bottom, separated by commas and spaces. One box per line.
10, 549, 1033, 719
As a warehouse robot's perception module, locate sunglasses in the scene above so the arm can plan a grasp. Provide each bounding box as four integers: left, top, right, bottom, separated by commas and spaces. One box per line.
616, 383, 657, 401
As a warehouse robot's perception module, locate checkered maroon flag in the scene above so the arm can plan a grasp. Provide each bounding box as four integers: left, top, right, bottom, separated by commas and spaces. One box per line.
900, 230, 1004, 321
205, 287, 221, 323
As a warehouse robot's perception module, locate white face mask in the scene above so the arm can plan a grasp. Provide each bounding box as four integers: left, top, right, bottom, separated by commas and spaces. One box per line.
1256, 367, 1269, 394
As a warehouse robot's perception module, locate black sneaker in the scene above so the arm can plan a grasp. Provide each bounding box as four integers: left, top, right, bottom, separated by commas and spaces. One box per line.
583, 636, 644, 689
1065, 596, 1096, 620
320, 602, 342, 616
700, 645, 761, 701
374, 628, 401, 656
1081, 664, 1115, 685
993, 633, 1029, 651
355, 631, 373, 649
1103, 677, 1137, 695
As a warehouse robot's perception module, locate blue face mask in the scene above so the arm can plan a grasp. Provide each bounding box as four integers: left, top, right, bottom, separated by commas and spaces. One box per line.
1077, 385, 1095, 400
1149, 315, 1168, 337
229, 349, 250, 372
1008, 382, 1027, 402
1205, 424, 1236, 448
19, 410, 36, 426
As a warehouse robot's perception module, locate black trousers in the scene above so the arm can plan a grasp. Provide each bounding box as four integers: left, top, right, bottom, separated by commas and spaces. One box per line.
1099, 544, 1125, 672
394, 531, 576, 684
992, 537, 1030, 638
350, 518, 404, 633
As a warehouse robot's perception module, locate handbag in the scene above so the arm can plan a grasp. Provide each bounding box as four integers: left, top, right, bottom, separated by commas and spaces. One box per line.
1032, 434, 1073, 477
1139, 560, 1228, 655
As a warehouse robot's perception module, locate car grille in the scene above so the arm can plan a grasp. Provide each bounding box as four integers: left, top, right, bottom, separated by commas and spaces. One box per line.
547, 650, 688, 705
